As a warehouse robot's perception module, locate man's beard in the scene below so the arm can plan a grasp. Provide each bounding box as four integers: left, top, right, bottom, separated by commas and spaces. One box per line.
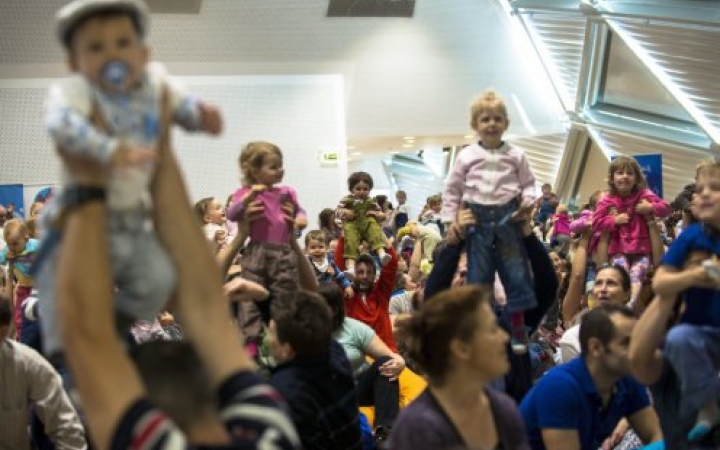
354, 282, 371, 292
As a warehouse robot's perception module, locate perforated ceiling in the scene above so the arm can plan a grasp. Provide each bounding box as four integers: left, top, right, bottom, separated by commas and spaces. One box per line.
0, 0, 564, 143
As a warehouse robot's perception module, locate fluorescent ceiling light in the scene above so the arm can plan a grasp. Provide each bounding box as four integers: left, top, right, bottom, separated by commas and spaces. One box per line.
350, 152, 362, 156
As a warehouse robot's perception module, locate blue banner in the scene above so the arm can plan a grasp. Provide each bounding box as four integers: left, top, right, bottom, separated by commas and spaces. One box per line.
633, 154, 663, 199
0, 184, 25, 218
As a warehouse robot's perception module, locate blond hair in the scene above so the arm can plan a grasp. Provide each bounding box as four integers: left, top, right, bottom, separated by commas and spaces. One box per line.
3, 219, 27, 240
696, 158, 720, 179
239, 141, 283, 185
470, 90, 508, 130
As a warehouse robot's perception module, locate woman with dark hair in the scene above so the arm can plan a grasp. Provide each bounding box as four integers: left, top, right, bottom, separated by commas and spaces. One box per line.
390, 285, 530, 450
319, 284, 405, 447
559, 263, 632, 363
318, 208, 341, 241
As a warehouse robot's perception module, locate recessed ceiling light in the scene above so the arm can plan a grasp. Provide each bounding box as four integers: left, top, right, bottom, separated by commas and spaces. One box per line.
402, 144, 413, 148
403, 136, 415, 141
347, 146, 356, 150
351, 152, 362, 157
390, 151, 400, 155
464, 134, 475, 139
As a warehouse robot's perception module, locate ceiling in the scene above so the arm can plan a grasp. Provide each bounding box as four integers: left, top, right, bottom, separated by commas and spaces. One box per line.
0, 0, 565, 156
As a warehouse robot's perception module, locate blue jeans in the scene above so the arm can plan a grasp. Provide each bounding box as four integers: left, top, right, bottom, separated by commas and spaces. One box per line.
665, 324, 720, 414
466, 202, 536, 313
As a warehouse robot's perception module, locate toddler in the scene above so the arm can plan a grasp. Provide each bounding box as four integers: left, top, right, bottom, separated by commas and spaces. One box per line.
305, 230, 354, 298
227, 141, 307, 344
37, 0, 222, 358
592, 156, 670, 307
337, 172, 390, 276
0, 219, 39, 340
654, 158, 720, 442
534, 183, 559, 235
194, 196, 228, 252
549, 203, 571, 253
441, 90, 537, 353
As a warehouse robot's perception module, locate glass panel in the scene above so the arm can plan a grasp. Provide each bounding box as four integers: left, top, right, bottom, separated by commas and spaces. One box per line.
598, 32, 693, 122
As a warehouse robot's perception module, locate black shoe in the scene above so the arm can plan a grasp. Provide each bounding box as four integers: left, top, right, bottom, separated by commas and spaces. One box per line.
374, 426, 392, 450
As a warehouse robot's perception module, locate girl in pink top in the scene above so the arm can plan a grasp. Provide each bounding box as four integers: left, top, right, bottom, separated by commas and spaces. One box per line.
592, 156, 670, 307
549, 204, 571, 253
227, 141, 308, 348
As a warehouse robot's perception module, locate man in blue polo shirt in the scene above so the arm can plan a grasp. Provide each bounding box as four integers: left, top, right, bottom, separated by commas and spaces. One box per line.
520, 304, 663, 450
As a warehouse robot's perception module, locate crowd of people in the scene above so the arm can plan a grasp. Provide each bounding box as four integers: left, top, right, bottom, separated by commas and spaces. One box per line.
1, 1, 718, 450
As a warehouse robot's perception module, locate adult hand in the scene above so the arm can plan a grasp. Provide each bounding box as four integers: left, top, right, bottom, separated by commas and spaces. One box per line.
635, 199, 653, 216
344, 286, 355, 299
199, 102, 223, 135
294, 215, 308, 231
380, 353, 406, 381
59, 147, 113, 187
281, 202, 297, 230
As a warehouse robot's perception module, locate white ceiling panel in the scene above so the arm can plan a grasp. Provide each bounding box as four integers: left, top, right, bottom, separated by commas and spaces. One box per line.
0, 0, 564, 144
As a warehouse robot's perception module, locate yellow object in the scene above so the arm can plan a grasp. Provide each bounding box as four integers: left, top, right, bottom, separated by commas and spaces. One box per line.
397, 225, 413, 241
359, 366, 427, 426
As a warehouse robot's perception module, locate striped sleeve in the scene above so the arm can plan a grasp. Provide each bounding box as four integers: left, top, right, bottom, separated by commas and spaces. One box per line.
218, 371, 301, 449
111, 399, 188, 450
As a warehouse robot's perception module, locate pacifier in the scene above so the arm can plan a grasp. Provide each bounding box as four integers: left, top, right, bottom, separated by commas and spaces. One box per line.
101, 60, 130, 90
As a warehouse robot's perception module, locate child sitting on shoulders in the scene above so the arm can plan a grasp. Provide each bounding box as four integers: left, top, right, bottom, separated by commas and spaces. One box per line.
337, 172, 390, 277
305, 230, 354, 298
441, 90, 537, 353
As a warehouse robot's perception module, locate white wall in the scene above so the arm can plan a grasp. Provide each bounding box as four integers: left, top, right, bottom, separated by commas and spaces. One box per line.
0, 75, 347, 226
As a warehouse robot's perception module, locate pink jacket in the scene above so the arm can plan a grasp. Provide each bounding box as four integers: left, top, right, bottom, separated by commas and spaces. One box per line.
570, 209, 592, 234
592, 188, 670, 256
552, 212, 571, 236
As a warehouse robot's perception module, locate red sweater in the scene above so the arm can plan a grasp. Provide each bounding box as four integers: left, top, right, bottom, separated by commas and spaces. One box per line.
335, 237, 398, 351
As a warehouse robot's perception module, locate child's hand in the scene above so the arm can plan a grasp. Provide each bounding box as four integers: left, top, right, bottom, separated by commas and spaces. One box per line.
614, 213, 630, 225
158, 311, 175, 327
343, 209, 356, 220
635, 199, 653, 215
294, 216, 308, 230
213, 229, 227, 243
344, 286, 355, 299
111, 145, 157, 169
199, 102, 223, 135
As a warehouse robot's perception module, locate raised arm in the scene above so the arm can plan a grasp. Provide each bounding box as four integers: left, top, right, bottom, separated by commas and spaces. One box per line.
150, 128, 254, 388
57, 192, 145, 450
628, 295, 675, 385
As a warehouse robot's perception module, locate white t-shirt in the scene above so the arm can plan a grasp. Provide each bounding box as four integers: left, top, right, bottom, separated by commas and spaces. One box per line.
559, 324, 581, 363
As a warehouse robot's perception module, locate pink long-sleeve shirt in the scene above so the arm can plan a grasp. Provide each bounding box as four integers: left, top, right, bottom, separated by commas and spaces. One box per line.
441, 141, 535, 223
592, 188, 670, 256
227, 185, 306, 245
552, 212, 571, 236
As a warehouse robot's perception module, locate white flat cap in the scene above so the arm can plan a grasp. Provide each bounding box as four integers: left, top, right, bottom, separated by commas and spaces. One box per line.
56, 0, 150, 48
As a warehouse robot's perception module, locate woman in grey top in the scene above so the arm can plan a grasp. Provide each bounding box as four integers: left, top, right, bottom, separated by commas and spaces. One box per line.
391, 285, 530, 450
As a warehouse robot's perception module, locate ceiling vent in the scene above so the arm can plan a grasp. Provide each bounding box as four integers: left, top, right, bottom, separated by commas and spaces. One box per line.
145, 0, 202, 14
327, 0, 416, 17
